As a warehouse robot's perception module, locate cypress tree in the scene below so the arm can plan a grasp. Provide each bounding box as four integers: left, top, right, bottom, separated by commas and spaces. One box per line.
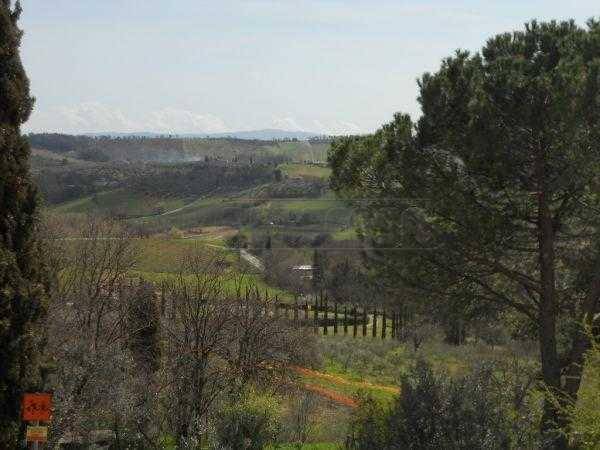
311, 249, 323, 292
126, 282, 161, 375
0, 1, 50, 446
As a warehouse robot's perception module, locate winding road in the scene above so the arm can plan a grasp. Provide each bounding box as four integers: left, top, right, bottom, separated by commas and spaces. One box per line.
239, 249, 265, 272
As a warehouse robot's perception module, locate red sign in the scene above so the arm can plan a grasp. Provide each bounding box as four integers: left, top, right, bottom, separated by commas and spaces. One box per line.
21, 393, 52, 422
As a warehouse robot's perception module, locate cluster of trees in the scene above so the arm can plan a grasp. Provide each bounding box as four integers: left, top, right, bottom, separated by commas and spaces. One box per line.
28, 133, 90, 154
28, 133, 289, 163
329, 19, 600, 448
349, 360, 541, 449
128, 161, 279, 198
34, 159, 282, 206
350, 342, 600, 449
34, 162, 127, 204
41, 216, 315, 448
6, 2, 600, 447
255, 177, 327, 199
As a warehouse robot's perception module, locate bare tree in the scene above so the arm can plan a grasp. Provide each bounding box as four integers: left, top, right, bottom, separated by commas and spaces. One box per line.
398, 316, 437, 352
42, 216, 316, 448
160, 260, 237, 447
160, 252, 316, 447
44, 216, 144, 447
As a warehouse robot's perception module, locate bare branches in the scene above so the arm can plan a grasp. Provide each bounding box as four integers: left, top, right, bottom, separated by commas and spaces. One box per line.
157, 252, 314, 446
44, 216, 314, 447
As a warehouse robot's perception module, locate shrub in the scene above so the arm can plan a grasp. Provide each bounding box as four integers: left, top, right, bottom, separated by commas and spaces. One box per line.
471, 321, 510, 347
215, 389, 282, 450
169, 226, 184, 239
560, 330, 600, 449
311, 233, 331, 247
348, 393, 390, 450
227, 231, 249, 249
348, 360, 538, 449
286, 391, 319, 448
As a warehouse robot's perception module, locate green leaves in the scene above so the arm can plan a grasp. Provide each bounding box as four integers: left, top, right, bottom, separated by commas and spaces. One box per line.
330, 18, 600, 446
0, 2, 49, 447
330, 18, 600, 311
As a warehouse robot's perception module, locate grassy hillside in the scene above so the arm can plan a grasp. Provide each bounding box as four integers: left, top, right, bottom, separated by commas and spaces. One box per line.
131, 237, 293, 299
280, 163, 331, 180
30, 148, 93, 168
126, 193, 351, 236
260, 141, 330, 163
53, 189, 190, 218
30, 133, 332, 164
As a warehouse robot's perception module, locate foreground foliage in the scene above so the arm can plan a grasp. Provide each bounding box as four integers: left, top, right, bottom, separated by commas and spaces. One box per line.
558, 331, 600, 449
348, 361, 540, 450
216, 388, 282, 450
43, 217, 316, 448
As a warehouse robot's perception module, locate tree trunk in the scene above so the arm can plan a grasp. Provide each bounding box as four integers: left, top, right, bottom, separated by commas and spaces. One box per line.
443, 319, 465, 346
535, 152, 568, 450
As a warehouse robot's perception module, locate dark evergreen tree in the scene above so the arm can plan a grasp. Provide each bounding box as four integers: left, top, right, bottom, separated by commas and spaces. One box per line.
0, 1, 50, 446
330, 20, 600, 449
126, 282, 161, 438
311, 248, 324, 292
126, 282, 161, 374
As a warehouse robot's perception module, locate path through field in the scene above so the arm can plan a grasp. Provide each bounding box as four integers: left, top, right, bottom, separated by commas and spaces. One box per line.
292, 366, 399, 408
159, 197, 203, 216
301, 383, 358, 408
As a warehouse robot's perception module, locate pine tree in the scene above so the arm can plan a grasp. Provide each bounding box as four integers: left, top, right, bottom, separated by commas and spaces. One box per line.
0, 1, 50, 446
330, 20, 600, 449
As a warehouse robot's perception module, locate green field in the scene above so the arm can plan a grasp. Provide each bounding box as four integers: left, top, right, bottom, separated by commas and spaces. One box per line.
130, 237, 294, 299
134, 238, 231, 273
127, 190, 353, 236
331, 227, 357, 240
54, 189, 189, 218
261, 142, 330, 163
273, 196, 344, 214
280, 163, 332, 180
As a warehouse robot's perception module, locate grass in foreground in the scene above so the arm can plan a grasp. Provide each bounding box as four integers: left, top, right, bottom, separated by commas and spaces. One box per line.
317, 334, 538, 388
271, 444, 342, 449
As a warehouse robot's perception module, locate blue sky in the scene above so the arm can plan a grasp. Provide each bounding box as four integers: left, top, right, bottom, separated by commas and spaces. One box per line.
20, 1, 599, 135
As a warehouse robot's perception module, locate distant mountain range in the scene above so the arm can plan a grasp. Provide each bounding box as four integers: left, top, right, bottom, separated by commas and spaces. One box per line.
84, 129, 327, 141
207, 129, 324, 140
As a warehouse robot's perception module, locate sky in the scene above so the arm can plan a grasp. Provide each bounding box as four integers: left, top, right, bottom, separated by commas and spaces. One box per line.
19, 0, 599, 135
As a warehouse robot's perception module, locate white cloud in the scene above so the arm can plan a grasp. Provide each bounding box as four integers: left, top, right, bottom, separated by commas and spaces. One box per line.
270, 116, 305, 132
25, 102, 363, 136
25, 103, 229, 134
270, 116, 364, 135
147, 107, 228, 134
311, 119, 362, 136
27, 102, 137, 134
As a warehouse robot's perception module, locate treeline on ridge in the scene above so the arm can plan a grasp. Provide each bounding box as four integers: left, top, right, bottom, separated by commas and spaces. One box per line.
28, 133, 328, 163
